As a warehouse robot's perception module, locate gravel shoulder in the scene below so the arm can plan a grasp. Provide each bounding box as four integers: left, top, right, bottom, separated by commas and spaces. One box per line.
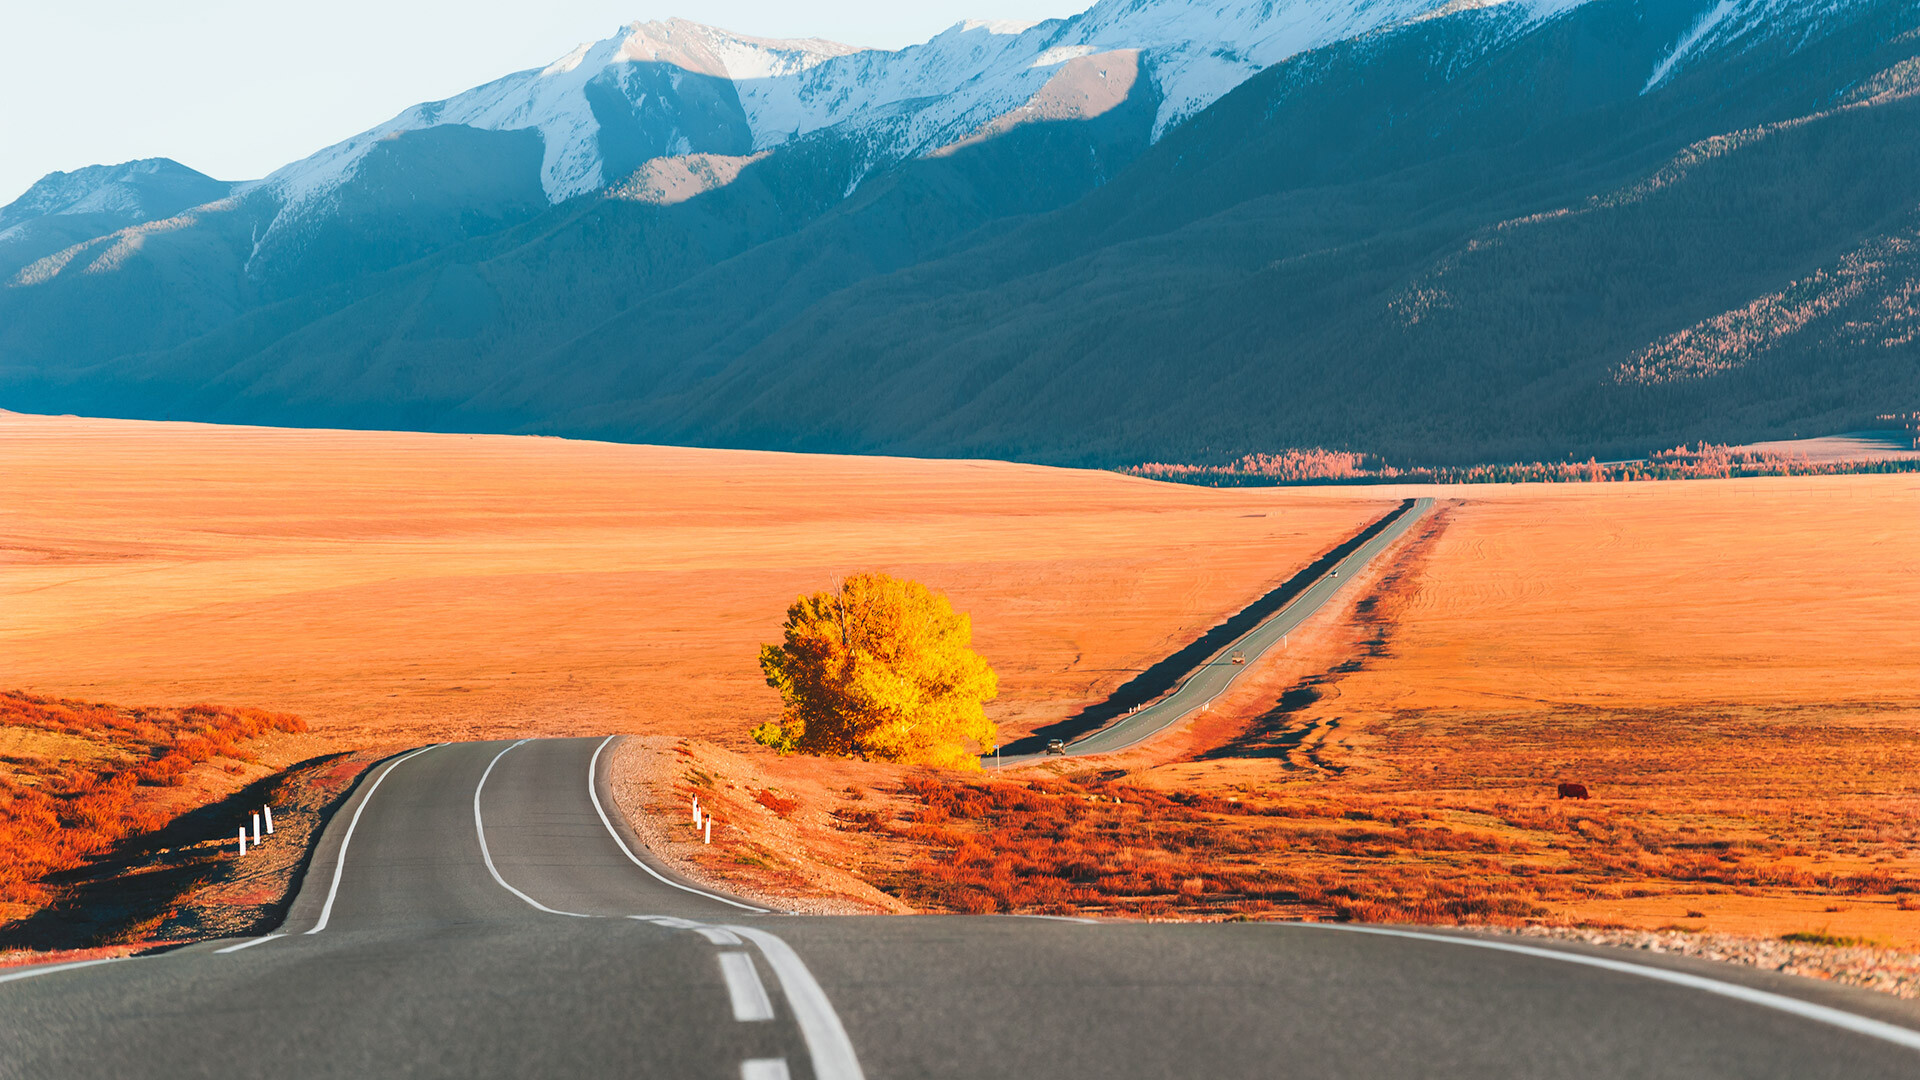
1495, 925, 1920, 999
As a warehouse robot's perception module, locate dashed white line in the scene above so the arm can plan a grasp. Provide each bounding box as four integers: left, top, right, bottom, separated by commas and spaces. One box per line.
307, 743, 442, 934
0, 957, 128, 985
214, 933, 285, 954
586, 735, 768, 912
741, 1060, 792, 1080
727, 925, 866, 1080
1301, 923, 1920, 1054
719, 951, 777, 1022
474, 740, 594, 918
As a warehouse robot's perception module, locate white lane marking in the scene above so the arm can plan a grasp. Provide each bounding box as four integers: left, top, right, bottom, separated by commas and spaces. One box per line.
475, 739, 595, 918
214, 933, 285, 955
741, 1059, 792, 1080
1007, 913, 1099, 925
308, 743, 442, 934
0, 957, 128, 985
719, 951, 777, 1022
1303, 924, 1920, 1054
586, 735, 768, 913
727, 925, 866, 1080
697, 926, 745, 945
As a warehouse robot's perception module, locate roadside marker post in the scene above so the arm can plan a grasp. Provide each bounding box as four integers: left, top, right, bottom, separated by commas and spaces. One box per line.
263, 805, 274, 834
705, 819, 712, 845
237, 828, 247, 855
252, 813, 262, 845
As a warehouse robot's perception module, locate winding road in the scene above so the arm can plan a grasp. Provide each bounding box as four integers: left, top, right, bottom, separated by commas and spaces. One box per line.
5, 734, 1920, 1078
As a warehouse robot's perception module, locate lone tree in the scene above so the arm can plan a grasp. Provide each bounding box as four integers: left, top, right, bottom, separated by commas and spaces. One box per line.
755, 573, 998, 770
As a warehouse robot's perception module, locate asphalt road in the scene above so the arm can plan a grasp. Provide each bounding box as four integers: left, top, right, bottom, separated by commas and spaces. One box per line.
1001, 496, 1435, 765
5, 735, 1920, 1078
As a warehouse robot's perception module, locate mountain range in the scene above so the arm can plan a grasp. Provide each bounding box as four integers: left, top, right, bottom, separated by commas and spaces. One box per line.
3, 0, 1916, 467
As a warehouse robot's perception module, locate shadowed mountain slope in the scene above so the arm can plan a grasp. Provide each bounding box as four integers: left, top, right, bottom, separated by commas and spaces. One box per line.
2, 0, 1915, 466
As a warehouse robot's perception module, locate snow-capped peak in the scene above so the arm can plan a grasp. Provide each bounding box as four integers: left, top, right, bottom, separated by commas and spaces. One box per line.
245, 0, 1603, 251
1, 159, 231, 234
253, 19, 859, 214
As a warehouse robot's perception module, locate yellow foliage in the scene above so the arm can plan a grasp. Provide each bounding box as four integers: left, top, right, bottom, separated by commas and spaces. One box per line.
756, 573, 998, 770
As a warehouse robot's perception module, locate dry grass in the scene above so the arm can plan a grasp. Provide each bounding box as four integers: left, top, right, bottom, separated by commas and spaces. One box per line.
834, 476, 1920, 946
0, 691, 306, 907
0, 411, 1390, 749
12, 412, 1918, 954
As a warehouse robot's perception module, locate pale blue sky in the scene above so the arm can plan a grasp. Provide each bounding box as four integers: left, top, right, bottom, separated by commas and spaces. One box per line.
0, 0, 1080, 205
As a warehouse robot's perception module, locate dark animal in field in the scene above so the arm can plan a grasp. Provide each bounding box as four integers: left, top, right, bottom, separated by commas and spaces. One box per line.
1558, 783, 1590, 800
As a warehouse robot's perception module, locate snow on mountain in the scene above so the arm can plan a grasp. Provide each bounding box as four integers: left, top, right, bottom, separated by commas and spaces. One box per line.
255, 1, 1598, 215
218, 0, 1626, 267
0, 159, 231, 238
254, 20, 855, 214
1644, 0, 1876, 91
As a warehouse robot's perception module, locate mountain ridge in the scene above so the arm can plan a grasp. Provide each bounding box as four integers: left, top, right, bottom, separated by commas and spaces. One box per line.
1, 0, 1913, 469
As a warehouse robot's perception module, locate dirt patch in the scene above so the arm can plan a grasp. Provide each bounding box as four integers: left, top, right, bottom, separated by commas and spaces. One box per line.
610, 736, 913, 915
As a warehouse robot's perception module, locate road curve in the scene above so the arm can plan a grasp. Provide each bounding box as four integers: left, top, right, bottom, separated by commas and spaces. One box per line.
4, 734, 1920, 1078
1002, 496, 1434, 765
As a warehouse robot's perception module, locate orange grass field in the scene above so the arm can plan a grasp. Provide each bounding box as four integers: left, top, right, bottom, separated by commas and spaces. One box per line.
870, 476, 1920, 945
0, 411, 1390, 748
7, 411, 1919, 947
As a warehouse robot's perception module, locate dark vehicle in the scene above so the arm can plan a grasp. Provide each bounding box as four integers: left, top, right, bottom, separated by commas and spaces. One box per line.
1045, 739, 1067, 755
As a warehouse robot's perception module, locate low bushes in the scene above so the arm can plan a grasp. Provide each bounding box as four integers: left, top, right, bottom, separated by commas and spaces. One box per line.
0, 692, 305, 905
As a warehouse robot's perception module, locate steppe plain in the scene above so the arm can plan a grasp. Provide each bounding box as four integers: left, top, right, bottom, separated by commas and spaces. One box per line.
4, 411, 1917, 952
0, 411, 1387, 745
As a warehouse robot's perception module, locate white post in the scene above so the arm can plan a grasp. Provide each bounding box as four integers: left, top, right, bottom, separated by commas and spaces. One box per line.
692, 796, 700, 826
237, 827, 247, 855
263, 806, 274, 834
704, 818, 712, 845
252, 812, 262, 845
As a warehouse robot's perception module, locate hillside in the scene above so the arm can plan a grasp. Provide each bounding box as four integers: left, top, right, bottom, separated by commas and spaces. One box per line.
1, 0, 1915, 465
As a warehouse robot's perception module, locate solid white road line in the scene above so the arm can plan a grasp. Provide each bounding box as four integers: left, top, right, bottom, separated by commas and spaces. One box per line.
1009, 913, 1100, 925
741, 1059, 792, 1080
1304, 924, 1920, 1054
214, 933, 285, 955
474, 740, 594, 918
0, 957, 128, 985
586, 735, 768, 913
728, 925, 866, 1080
307, 743, 442, 934
719, 951, 777, 1022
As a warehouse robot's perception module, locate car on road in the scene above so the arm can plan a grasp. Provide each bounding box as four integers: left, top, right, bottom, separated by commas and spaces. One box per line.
1045, 739, 1067, 755
1231, 651, 1246, 665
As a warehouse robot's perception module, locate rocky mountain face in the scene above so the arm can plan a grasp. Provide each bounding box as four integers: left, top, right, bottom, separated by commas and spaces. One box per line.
2, 0, 1915, 466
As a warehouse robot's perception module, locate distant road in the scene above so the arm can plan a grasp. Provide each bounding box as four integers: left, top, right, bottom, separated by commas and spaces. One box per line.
999, 496, 1433, 765
5, 733, 1920, 1078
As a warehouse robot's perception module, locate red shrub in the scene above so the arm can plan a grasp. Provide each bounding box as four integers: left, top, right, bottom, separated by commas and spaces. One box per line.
0, 691, 305, 905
